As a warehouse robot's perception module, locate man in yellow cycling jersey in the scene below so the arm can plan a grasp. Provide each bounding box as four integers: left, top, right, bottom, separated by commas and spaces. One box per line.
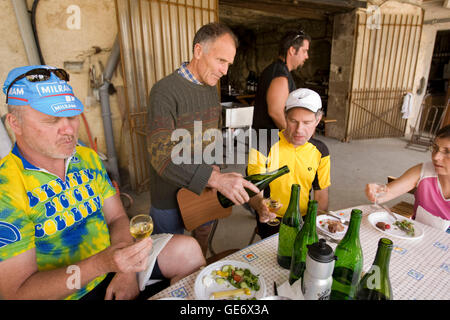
248, 88, 331, 238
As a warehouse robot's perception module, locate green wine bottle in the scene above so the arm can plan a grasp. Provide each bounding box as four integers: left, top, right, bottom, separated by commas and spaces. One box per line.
355, 238, 394, 300
277, 184, 302, 269
330, 209, 364, 300
288, 200, 319, 284
217, 165, 290, 208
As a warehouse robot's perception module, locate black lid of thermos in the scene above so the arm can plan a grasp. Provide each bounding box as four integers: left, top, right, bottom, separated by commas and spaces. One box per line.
307, 239, 336, 263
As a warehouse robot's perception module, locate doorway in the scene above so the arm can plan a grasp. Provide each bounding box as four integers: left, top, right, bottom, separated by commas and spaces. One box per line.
427, 30, 450, 128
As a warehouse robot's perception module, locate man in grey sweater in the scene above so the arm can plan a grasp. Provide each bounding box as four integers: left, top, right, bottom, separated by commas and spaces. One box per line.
147, 23, 259, 256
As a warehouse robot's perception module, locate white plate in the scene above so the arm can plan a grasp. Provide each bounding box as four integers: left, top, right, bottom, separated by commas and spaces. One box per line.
194, 260, 266, 300
317, 214, 348, 240
330, 208, 353, 221
367, 211, 424, 240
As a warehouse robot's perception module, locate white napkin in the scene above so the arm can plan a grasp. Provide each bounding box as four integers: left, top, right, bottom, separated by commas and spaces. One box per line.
401, 92, 413, 119
277, 279, 305, 300
415, 205, 450, 231
138, 233, 173, 291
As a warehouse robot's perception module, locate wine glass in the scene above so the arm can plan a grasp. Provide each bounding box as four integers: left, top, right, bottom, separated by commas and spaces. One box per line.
263, 198, 283, 226
130, 214, 154, 241
371, 183, 387, 210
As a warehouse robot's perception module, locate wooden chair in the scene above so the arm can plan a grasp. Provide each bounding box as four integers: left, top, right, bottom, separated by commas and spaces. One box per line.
386, 176, 415, 218
176, 188, 240, 265
317, 117, 337, 136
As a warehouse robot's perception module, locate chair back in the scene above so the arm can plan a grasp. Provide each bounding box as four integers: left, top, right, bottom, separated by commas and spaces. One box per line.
387, 176, 416, 195
177, 188, 232, 231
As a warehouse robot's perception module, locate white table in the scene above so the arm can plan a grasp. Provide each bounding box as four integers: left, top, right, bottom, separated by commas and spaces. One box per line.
150, 205, 450, 300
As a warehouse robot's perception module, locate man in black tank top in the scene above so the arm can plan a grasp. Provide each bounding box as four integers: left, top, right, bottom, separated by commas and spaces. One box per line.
253, 31, 311, 133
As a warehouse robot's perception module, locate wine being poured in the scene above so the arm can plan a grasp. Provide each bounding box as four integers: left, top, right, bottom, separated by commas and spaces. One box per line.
217, 165, 290, 208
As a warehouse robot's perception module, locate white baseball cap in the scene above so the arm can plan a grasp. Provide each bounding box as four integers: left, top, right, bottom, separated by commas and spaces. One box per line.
285, 88, 322, 113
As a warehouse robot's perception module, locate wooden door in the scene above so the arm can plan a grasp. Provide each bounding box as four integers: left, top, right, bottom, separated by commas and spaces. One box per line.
345, 7, 423, 141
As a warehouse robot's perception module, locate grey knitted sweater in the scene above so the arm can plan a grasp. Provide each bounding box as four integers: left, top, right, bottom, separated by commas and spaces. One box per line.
146, 71, 221, 209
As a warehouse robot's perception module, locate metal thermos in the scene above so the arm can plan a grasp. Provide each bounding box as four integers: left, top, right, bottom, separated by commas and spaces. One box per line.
302, 239, 337, 300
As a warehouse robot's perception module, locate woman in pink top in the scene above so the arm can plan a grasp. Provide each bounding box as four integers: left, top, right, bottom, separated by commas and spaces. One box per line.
366, 125, 450, 231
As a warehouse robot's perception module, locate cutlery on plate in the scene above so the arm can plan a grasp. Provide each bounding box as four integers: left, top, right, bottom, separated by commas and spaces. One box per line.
318, 209, 348, 225
379, 204, 398, 222
326, 210, 348, 225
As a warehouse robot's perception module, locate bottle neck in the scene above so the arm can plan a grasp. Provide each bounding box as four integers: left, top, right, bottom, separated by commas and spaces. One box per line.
303, 200, 318, 229
247, 165, 290, 185
283, 184, 300, 221
372, 243, 393, 274
267, 165, 290, 180
340, 213, 362, 245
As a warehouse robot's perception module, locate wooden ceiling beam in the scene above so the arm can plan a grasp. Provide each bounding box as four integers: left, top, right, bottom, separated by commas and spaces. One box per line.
219, 1, 328, 20
296, 0, 367, 9
220, 0, 366, 17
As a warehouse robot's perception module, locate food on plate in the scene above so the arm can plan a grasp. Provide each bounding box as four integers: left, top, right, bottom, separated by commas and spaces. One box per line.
394, 219, 415, 236
211, 288, 251, 299
202, 274, 214, 287
325, 219, 345, 233
203, 264, 260, 299
376, 221, 391, 231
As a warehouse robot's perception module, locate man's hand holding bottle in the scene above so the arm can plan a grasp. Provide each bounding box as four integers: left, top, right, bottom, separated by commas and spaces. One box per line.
208, 169, 260, 206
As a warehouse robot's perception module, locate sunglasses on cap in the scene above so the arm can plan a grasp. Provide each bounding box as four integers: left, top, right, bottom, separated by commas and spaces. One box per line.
5, 68, 70, 104
291, 30, 306, 43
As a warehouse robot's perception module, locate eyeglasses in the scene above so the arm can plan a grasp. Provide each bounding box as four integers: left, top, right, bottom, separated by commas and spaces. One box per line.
5, 68, 70, 103
429, 144, 450, 158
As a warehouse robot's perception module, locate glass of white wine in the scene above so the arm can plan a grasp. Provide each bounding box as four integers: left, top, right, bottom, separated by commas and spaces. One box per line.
130, 214, 154, 240
263, 198, 283, 226
371, 183, 387, 210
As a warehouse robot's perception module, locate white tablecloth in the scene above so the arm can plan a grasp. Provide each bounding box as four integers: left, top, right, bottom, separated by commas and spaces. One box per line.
150, 205, 450, 300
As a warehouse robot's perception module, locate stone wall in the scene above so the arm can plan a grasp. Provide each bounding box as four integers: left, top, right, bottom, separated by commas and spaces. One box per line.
0, 0, 125, 168
326, 11, 356, 140
225, 18, 333, 108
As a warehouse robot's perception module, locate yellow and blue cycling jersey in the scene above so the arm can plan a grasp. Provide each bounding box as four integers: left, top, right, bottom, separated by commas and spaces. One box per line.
0, 144, 116, 299
248, 130, 331, 217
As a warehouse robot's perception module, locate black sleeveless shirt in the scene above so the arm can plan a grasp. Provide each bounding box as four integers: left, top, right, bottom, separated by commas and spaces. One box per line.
253, 59, 296, 130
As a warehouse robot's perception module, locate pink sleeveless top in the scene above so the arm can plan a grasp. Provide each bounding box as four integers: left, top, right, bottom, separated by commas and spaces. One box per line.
413, 162, 450, 222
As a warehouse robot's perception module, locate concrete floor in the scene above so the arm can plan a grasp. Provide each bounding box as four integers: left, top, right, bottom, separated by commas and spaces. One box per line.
124, 134, 430, 259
